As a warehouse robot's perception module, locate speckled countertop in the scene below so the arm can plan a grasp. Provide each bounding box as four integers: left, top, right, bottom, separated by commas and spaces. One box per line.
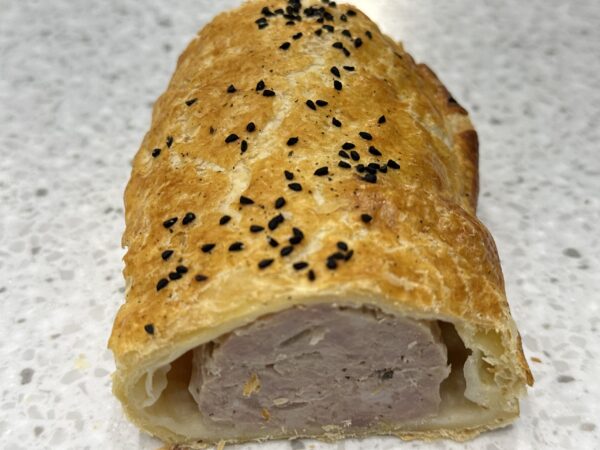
1, 0, 599, 449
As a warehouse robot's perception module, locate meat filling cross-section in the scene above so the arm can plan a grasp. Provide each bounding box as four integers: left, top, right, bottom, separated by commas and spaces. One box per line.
189, 305, 450, 432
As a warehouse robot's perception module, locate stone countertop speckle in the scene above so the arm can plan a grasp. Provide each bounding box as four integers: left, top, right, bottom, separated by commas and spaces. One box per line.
1, 1, 599, 449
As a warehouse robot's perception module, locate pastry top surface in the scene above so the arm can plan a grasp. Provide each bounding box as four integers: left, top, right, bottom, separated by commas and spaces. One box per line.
108, 0, 529, 387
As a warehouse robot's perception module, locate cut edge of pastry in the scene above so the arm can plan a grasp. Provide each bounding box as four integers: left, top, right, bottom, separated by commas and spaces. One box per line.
112, 294, 530, 447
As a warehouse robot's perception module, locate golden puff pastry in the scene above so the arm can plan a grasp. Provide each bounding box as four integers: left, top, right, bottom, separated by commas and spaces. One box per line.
109, 0, 533, 447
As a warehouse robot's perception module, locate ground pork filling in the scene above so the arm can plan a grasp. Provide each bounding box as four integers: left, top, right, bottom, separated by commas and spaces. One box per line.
189, 305, 451, 431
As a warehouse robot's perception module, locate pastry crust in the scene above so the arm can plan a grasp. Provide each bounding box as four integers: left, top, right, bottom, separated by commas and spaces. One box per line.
109, 0, 532, 446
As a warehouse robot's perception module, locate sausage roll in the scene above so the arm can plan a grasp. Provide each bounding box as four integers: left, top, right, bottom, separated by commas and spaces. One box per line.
109, 0, 533, 447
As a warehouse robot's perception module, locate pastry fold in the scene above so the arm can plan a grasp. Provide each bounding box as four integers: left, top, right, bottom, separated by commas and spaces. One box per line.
109, 0, 532, 446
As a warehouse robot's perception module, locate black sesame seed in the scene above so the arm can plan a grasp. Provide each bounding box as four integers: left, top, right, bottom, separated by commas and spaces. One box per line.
315, 29, 323, 36
152, 148, 161, 157
258, 22, 268, 29
293, 261, 309, 270
387, 159, 400, 169
289, 228, 304, 245
324, 11, 334, 20
163, 217, 178, 228
280, 42, 291, 50
332, 42, 343, 49
323, 24, 334, 32
185, 98, 197, 106
369, 146, 382, 156
329, 252, 346, 260
338, 150, 350, 158
268, 237, 279, 247
354, 37, 363, 48
345, 249, 354, 261
240, 140, 248, 153
263, 89, 276, 97
246, 122, 256, 132
368, 162, 381, 171
284, 170, 294, 180
379, 164, 388, 173
378, 115, 386, 124
144, 324, 155, 334
250, 224, 265, 233
240, 195, 254, 205
287, 137, 299, 146
169, 271, 182, 280
342, 47, 351, 57
268, 213, 285, 230
274, 8, 284, 14
316, 99, 328, 107
347, 9, 356, 16
156, 279, 168, 291
334, 80, 342, 91
337, 241, 348, 251
256, 17, 268, 24
365, 30, 373, 39
308, 269, 316, 281
343, 65, 355, 71
340, 14, 347, 22
359, 131, 372, 140
161, 250, 174, 260
342, 142, 355, 150
326, 258, 338, 270
363, 172, 377, 183
176, 265, 188, 274
361, 213, 373, 223
350, 150, 360, 161
338, 161, 351, 169
285, 20, 295, 25
275, 197, 286, 209
288, 183, 302, 191
258, 258, 274, 269
166, 136, 173, 148
195, 274, 208, 282
225, 133, 239, 143
256, 80, 265, 91
330, 66, 341, 78
280, 245, 294, 257
229, 242, 244, 252
306, 99, 316, 110
261, 6, 274, 16
341, 30, 351, 39
356, 163, 366, 173
292, 32, 303, 40
227, 84, 236, 93
332, 117, 342, 127
219, 215, 231, 225
314, 166, 329, 176
182, 212, 196, 225
201, 243, 215, 253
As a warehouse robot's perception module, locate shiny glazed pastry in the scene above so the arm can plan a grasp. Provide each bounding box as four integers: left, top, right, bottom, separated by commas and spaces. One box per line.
109, 0, 533, 446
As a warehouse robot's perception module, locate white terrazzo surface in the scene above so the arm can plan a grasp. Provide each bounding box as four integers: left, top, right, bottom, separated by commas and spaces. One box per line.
1, 0, 599, 449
